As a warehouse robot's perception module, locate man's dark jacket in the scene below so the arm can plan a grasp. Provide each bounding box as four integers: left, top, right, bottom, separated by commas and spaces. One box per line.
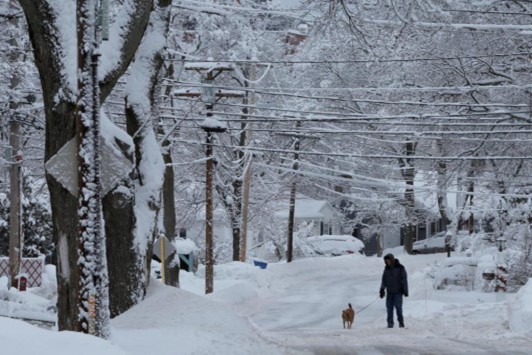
380, 259, 408, 295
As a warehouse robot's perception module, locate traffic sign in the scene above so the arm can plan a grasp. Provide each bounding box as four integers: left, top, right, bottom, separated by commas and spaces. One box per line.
45, 136, 134, 197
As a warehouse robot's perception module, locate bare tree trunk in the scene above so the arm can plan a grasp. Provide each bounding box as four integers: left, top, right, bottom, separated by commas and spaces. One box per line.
399, 140, 417, 254
7, 0, 23, 287
46, 106, 80, 331
123, 0, 173, 295
161, 142, 180, 287
162, 141, 176, 241
458, 163, 476, 234
160, 135, 179, 287
8, 121, 22, 286
103, 176, 138, 317
435, 138, 452, 226
125, 104, 162, 296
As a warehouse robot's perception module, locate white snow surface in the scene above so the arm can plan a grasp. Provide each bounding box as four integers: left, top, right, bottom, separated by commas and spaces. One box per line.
508, 278, 532, 337
2, 253, 532, 354
274, 198, 329, 218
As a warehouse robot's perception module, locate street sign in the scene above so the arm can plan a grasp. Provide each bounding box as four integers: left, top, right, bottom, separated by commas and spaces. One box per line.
153, 235, 177, 261
45, 135, 134, 197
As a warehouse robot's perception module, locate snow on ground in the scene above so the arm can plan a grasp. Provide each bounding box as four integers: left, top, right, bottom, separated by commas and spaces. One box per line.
1, 250, 532, 354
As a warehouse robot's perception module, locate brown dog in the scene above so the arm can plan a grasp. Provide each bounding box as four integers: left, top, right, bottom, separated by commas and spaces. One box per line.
341, 303, 355, 329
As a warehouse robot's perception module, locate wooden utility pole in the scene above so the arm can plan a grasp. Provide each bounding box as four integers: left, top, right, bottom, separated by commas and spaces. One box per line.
8, 121, 22, 287
286, 134, 300, 263
280, 119, 319, 263
176, 63, 242, 294
204, 127, 217, 294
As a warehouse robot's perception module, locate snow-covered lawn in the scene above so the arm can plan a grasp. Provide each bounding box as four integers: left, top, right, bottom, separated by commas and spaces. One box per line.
1, 250, 532, 354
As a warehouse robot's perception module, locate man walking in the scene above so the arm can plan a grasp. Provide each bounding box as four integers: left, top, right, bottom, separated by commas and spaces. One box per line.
379, 253, 408, 328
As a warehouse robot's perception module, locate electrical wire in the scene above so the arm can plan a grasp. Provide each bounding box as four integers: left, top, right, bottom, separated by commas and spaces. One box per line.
165, 52, 532, 64
171, 138, 532, 160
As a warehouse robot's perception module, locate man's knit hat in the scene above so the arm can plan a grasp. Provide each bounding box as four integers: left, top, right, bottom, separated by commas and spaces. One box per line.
383, 253, 395, 261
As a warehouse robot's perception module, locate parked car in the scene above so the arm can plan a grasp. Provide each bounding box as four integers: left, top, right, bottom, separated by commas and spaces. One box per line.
412, 231, 455, 255
307, 235, 365, 256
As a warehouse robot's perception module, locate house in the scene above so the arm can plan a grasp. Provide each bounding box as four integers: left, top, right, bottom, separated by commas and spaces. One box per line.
332, 198, 402, 256
274, 198, 342, 237
176, 205, 235, 264
285, 24, 308, 55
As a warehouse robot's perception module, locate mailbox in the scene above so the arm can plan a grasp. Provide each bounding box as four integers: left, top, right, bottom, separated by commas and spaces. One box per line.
15, 274, 28, 291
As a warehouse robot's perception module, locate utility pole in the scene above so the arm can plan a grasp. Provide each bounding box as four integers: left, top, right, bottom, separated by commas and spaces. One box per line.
240, 62, 256, 263
8, 120, 22, 287
76, 0, 109, 337
278, 119, 319, 263
286, 132, 300, 263
175, 62, 242, 294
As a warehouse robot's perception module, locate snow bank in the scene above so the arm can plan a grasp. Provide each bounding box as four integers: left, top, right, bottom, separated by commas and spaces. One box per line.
0, 275, 56, 323
31, 264, 58, 301
0, 317, 127, 355
508, 278, 532, 336
111, 280, 287, 355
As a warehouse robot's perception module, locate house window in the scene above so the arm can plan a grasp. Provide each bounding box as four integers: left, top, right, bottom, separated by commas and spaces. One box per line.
179, 228, 187, 239
328, 224, 333, 235
320, 222, 324, 235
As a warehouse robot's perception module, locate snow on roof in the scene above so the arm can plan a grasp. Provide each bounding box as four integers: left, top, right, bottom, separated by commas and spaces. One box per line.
275, 199, 330, 219
173, 238, 199, 255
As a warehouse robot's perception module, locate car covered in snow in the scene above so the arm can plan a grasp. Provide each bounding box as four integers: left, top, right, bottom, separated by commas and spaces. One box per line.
412, 231, 454, 255
307, 235, 365, 256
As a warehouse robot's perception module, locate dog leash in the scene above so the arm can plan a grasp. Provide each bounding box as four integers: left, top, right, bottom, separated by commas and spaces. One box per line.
357, 297, 380, 314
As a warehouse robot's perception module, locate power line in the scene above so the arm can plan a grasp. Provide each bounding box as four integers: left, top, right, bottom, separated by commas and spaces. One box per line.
166, 81, 529, 108
165, 52, 532, 64
172, 138, 532, 160
255, 161, 532, 199
173, 114, 532, 127
165, 123, 532, 143
443, 9, 532, 16
171, 122, 532, 139
164, 98, 531, 122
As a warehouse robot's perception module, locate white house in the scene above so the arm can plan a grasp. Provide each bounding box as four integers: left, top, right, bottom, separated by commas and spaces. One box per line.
274, 198, 342, 237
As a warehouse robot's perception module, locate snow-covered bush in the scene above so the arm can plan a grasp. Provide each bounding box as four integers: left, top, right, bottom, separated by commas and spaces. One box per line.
433, 258, 476, 291
22, 173, 53, 260
249, 219, 317, 262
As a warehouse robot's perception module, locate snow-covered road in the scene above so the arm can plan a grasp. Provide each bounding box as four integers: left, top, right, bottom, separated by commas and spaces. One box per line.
231, 253, 532, 354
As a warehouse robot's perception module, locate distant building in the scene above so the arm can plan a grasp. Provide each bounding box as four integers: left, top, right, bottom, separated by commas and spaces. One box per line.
285, 24, 308, 54
274, 198, 342, 237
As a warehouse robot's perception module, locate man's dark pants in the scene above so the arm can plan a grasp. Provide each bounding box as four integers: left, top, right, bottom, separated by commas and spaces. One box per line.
386, 292, 403, 328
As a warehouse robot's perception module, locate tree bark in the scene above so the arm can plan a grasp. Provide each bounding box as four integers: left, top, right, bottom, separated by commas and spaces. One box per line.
103, 176, 139, 318
8, 121, 22, 286
122, 0, 172, 295
162, 138, 176, 240
18, 0, 154, 330
161, 135, 179, 287
398, 140, 417, 254
435, 139, 452, 226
